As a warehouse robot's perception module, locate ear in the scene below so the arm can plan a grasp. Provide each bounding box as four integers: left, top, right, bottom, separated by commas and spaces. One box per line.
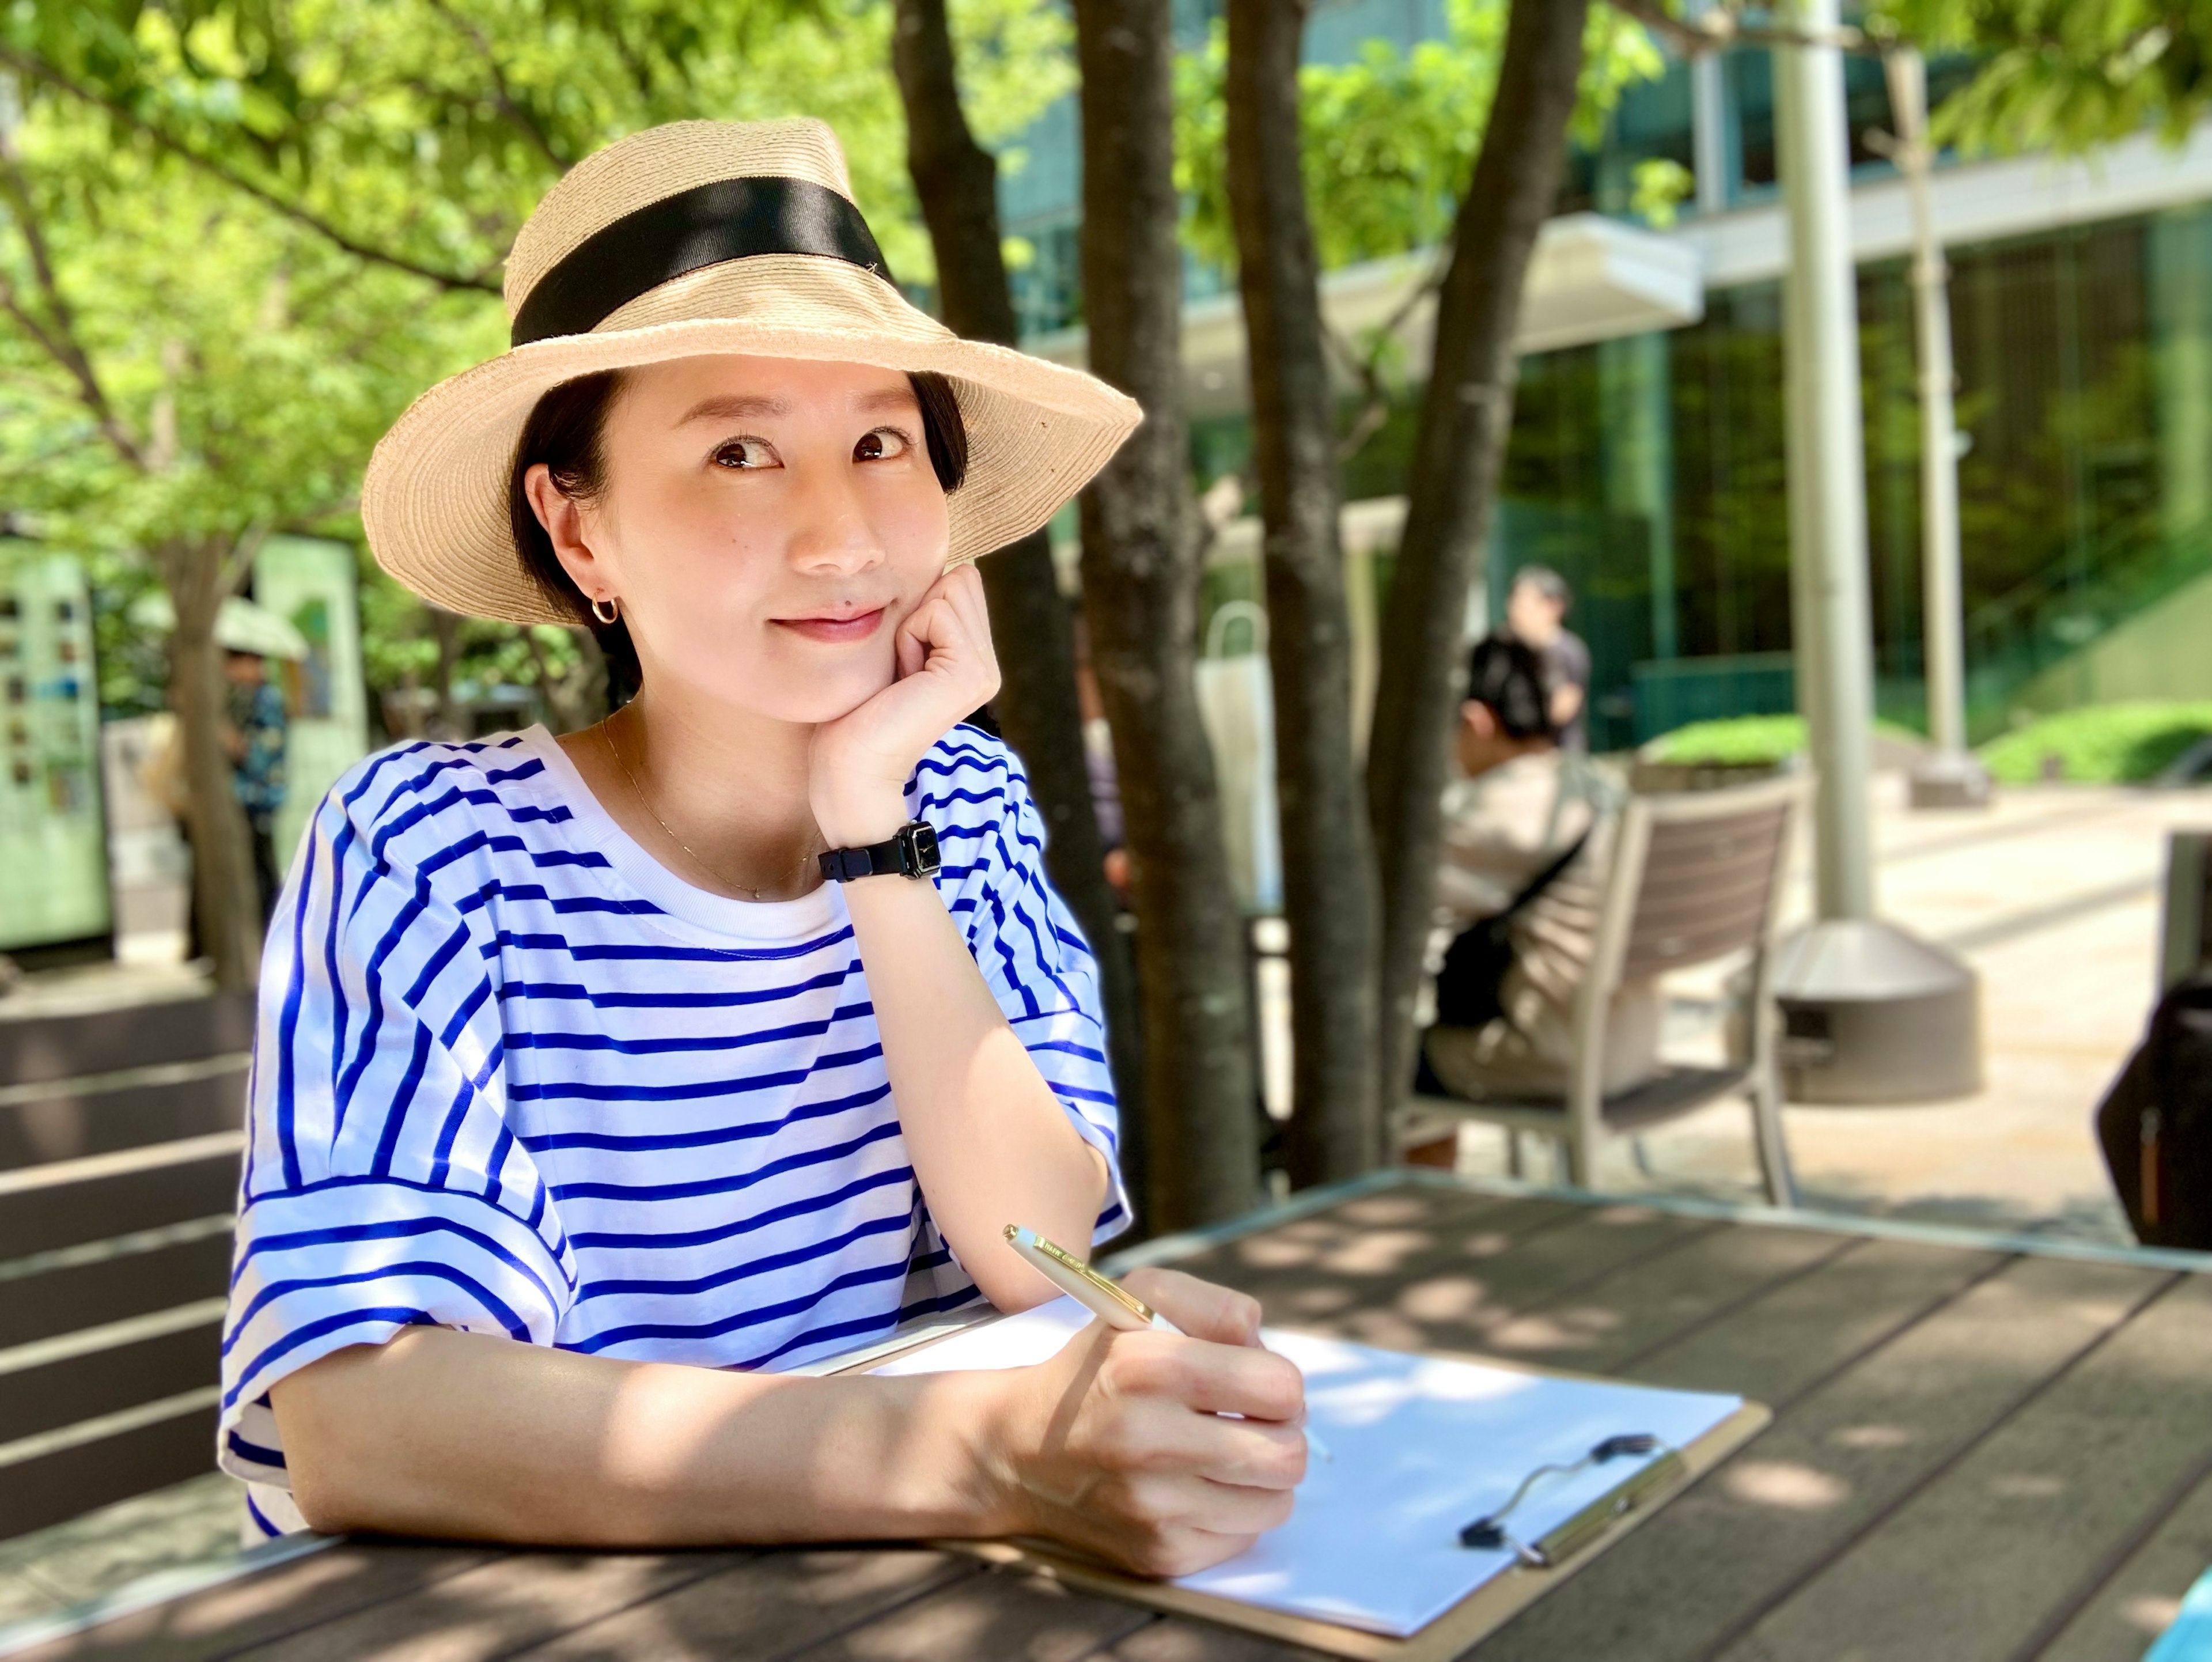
1460, 699, 1497, 739
524, 464, 612, 611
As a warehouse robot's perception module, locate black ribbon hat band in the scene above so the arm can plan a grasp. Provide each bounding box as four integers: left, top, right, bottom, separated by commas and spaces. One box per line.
509, 175, 894, 349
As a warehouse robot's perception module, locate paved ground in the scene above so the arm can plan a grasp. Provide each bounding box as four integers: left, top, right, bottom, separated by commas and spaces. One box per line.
1442, 778, 2212, 1244
1, 777, 2203, 1641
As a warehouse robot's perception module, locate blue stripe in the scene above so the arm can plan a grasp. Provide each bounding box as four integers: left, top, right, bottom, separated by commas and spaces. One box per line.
222, 726, 1128, 1445
232, 1209, 570, 1308
272, 826, 320, 1192
226, 1306, 438, 1411
224, 1259, 536, 1357
495, 970, 857, 1010
522, 1079, 891, 1153
568, 1257, 912, 1355
227, 1429, 286, 1468
549, 1118, 903, 1202
567, 1164, 913, 1252
512, 1045, 884, 1107
572, 1209, 911, 1304
244, 1493, 283, 1538
488, 926, 855, 964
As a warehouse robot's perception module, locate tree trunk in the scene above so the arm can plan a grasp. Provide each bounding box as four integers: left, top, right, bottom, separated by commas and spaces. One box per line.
1073, 0, 1259, 1230
1365, 0, 1591, 1117
891, 0, 1149, 1213
160, 535, 262, 992
1223, 0, 1380, 1186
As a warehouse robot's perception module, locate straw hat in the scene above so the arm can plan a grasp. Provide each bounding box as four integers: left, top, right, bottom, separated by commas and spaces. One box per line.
362, 118, 1141, 626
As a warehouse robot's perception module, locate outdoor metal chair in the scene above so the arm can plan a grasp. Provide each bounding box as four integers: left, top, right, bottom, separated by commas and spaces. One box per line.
1395, 773, 1804, 1206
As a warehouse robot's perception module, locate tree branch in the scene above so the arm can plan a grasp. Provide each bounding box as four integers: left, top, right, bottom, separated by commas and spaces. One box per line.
1324, 251, 1448, 464
0, 45, 503, 294
0, 147, 146, 468
1609, 0, 1874, 58
423, 0, 570, 172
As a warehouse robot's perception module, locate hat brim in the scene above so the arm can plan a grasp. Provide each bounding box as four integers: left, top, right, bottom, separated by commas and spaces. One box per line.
363, 254, 1141, 626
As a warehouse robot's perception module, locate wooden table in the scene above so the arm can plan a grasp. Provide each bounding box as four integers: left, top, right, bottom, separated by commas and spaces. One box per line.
13, 1175, 2212, 1662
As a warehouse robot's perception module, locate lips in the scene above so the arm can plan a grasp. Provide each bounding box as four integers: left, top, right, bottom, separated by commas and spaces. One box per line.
773, 607, 885, 644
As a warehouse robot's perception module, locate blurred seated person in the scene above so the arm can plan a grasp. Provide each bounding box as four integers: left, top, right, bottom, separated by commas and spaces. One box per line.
1503, 565, 1589, 752
1417, 636, 1661, 1131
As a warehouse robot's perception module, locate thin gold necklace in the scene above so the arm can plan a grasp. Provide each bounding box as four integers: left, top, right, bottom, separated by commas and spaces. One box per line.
597, 707, 817, 902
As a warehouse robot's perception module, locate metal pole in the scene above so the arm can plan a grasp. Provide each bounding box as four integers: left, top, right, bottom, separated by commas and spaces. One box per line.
1885, 47, 1994, 808
1775, 0, 1877, 919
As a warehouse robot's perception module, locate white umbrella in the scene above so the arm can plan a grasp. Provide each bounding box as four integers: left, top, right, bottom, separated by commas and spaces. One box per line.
128, 591, 310, 660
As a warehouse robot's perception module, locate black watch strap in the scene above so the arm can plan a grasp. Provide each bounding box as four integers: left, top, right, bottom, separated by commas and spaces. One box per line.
819, 819, 941, 883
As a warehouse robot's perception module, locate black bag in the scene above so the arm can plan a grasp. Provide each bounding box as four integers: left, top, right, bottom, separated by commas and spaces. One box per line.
2094, 971, 2212, 1250
1431, 832, 1589, 1032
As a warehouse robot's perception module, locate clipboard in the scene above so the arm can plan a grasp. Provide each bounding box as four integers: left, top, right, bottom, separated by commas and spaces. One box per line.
824, 1314, 1771, 1661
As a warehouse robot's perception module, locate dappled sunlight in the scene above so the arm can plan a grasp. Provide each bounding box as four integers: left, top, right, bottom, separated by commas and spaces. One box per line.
1827, 1424, 1913, 1450
1395, 1276, 1491, 1323
1722, 1460, 1852, 1511
1986, 1472, 2068, 1500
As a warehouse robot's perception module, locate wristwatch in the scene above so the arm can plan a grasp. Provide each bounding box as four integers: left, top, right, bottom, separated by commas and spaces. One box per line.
818, 819, 942, 883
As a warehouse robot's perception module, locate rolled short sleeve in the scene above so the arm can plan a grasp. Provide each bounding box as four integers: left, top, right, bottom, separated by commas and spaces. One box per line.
219, 752, 575, 1494
915, 730, 1130, 1243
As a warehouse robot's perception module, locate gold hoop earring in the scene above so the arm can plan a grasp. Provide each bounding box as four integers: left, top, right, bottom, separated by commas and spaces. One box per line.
590, 596, 619, 626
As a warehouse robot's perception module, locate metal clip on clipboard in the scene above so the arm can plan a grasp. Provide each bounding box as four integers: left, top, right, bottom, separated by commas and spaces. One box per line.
1456, 1433, 1688, 1569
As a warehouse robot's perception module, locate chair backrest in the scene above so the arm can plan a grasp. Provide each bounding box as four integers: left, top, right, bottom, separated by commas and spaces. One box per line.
0, 991, 252, 1543
1592, 775, 1802, 993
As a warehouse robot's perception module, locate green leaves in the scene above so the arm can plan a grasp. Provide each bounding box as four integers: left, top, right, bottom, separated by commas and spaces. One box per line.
1175, 0, 1666, 278
1870, 0, 2212, 154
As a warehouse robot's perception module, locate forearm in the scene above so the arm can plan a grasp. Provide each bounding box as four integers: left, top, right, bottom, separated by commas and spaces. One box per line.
842, 873, 1108, 1305
271, 1327, 1016, 1545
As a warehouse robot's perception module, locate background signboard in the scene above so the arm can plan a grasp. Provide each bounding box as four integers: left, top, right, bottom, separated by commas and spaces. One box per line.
0, 545, 111, 951
255, 536, 370, 870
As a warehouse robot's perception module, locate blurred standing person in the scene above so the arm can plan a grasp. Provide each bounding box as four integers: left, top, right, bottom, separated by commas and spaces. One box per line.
224, 648, 287, 923
1505, 565, 1589, 752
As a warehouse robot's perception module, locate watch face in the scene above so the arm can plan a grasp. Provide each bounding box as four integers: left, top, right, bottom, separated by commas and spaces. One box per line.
906, 820, 940, 875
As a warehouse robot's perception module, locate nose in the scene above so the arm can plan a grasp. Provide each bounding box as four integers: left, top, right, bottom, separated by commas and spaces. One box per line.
782, 450, 885, 579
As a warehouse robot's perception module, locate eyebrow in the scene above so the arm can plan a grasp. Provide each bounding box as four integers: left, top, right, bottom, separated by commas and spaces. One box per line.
673, 385, 921, 427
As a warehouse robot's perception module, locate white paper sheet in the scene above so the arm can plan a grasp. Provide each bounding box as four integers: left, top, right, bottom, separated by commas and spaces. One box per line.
870, 1296, 1741, 1638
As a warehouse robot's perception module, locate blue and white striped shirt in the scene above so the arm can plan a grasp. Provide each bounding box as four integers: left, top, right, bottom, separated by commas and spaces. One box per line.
218, 723, 1126, 1538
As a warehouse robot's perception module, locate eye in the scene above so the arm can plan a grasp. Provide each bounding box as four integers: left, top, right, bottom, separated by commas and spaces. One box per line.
710, 437, 779, 470
855, 426, 916, 463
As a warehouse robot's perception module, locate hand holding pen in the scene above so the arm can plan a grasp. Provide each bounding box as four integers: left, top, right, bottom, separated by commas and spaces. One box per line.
1005, 1225, 1332, 1463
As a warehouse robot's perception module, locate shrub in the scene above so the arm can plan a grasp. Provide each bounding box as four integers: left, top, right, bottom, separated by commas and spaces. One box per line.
1980, 702, 2212, 783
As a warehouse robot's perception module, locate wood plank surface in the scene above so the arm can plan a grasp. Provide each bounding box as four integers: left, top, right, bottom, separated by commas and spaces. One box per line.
0, 1232, 233, 1350
1715, 1273, 2212, 1662
1469, 1254, 2169, 1662
514, 1549, 975, 1659
2035, 1464, 2212, 1662
0, 997, 254, 1089
779, 1561, 1157, 1661
0, 1323, 221, 1443
1470, 1222, 1851, 1377
1630, 1236, 2009, 1406
1090, 1613, 1335, 1661
228, 1548, 751, 1662
0, 1072, 248, 1172
6, 1544, 500, 1661
0, 1156, 239, 1260
0, 1403, 221, 1544
13, 1184, 2206, 1662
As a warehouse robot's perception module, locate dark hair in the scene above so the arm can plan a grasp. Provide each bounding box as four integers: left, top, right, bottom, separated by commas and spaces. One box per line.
1465, 634, 1555, 743
1512, 564, 1572, 608
507, 368, 971, 692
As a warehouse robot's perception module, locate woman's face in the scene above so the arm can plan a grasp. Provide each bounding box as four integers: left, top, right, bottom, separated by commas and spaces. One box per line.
547, 354, 953, 726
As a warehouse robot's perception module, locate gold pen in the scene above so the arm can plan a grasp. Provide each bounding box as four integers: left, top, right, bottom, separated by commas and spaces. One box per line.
1004, 1224, 1332, 1461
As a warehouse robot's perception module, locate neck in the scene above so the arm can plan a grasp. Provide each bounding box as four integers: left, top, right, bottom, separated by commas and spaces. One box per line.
562, 677, 825, 902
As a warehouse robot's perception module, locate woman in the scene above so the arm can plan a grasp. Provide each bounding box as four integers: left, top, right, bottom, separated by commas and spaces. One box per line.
218, 119, 1305, 1578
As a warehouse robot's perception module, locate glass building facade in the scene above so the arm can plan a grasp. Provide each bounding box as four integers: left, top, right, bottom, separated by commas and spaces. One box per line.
999, 10, 2212, 751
